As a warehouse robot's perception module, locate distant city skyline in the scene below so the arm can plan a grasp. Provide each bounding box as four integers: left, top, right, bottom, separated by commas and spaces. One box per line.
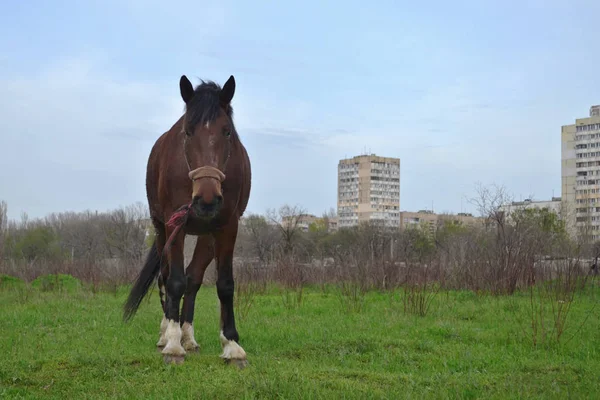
1, 1, 599, 221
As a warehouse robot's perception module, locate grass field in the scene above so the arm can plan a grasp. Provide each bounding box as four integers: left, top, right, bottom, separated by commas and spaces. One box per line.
1, 277, 600, 399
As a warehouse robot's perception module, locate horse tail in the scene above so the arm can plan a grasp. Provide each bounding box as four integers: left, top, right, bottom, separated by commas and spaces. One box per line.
123, 240, 161, 322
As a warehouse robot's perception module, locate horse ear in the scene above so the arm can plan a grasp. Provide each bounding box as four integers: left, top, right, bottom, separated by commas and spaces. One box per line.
179, 75, 195, 104
220, 75, 235, 106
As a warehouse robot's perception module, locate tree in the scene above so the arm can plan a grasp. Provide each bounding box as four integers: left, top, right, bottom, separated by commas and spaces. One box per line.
241, 213, 278, 264
101, 203, 149, 262
47, 210, 109, 262
9, 226, 64, 262
267, 204, 307, 256
308, 218, 328, 233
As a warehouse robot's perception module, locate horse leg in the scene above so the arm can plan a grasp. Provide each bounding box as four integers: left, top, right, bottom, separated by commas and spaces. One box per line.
214, 222, 247, 368
156, 273, 168, 348
147, 225, 168, 349
180, 235, 214, 352
161, 227, 187, 363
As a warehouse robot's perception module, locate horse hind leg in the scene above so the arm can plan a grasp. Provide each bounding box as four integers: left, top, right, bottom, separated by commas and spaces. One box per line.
161, 227, 187, 364
156, 273, 168, 348
151, 224, 168, 349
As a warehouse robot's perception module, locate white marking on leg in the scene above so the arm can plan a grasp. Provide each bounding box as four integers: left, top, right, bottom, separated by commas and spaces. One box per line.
156, 315, 168, 347
181, 322, 199, 351
162, 319, 186, 356
159, 284, 165, 302
219, 330, 246, 360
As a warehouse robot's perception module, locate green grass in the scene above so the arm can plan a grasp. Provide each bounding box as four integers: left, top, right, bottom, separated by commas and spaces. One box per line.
1, 280, 600, 399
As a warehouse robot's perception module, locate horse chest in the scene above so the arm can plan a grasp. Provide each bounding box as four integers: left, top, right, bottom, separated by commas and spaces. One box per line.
183, 217, 223, 236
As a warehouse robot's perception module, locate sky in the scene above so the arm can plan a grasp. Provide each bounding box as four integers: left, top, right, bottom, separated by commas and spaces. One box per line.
1, 0, 599, 221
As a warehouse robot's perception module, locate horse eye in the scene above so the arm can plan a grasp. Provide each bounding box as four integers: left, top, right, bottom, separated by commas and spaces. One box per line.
224, 129, 231, 137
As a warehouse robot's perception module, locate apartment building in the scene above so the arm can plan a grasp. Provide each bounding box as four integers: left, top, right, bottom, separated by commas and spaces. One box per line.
337, 154, 400, 228
437, 212, 486, 228
399, 210, 438, 235
562, 105, 600, 239
498, 197, 563, 220
281, 214, 318, 233
400, 210, 485, 235
327, 217, 339, 232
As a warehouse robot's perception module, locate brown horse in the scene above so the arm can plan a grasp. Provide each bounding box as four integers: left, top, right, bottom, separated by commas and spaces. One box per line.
123, 74, 251, 367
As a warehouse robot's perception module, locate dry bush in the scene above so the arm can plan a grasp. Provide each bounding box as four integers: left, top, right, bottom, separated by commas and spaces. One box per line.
402, 262, 440, 317
233, 259, 271, 320
520, 255, 593, 348
274, 254, 306, 309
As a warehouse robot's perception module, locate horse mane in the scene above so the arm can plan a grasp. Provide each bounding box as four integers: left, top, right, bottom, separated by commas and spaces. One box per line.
183, 80, 236, 134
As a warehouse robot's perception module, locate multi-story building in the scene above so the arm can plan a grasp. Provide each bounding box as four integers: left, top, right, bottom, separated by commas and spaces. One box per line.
399, 210, 438, 236
498, 197, 563, 221
280, 214, 338, 233
562, 105, 600, 239
337, 154, 400, 228
437, 212, 487, 229
281, 214, 318, 233
400, 210, 486, 237
327, 217, 338, 232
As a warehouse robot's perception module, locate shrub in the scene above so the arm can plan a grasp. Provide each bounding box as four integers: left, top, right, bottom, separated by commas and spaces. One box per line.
0, 274, 25, 290
31, 274, 81, 293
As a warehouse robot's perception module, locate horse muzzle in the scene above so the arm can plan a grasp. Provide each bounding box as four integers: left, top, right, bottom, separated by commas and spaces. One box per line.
189, 166, 226, 219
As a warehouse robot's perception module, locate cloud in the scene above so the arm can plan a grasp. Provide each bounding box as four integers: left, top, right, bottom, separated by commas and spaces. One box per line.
3, 0, 597, 221
0, 55, 182, 220
0, 52, 346, 220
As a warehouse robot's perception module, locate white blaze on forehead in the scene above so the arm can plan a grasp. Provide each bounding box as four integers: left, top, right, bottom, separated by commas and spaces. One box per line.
205, 122, 210, 129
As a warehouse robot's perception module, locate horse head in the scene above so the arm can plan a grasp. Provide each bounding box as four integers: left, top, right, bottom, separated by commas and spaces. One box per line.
179, 74, 236, 220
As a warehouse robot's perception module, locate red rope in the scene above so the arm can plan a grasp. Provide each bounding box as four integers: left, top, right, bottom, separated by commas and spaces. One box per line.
166, 205, 192, 230
164, 203, 192, 255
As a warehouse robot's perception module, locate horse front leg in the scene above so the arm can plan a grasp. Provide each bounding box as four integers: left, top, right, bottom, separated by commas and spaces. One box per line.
214, 222, 247, 368
161, 227, 187, 364
180, 235, 214, 352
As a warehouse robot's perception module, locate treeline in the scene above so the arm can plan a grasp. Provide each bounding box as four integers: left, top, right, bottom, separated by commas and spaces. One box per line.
235, 202, 586, 296
0, 201, 150, 284
0, 183, 597, 296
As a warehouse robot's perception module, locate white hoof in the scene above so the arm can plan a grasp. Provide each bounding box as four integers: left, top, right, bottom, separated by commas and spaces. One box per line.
219, 330, 247, 361
162, 319, 186, 357
156, 315, 168, 347
181, 322, 200, 351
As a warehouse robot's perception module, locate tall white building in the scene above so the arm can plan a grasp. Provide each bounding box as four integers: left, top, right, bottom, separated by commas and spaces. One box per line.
337, 154, 400, 228
562, 105, 600, 239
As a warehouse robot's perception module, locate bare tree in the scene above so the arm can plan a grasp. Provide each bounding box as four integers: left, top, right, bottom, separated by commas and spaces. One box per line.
102, 203, 149, 262
48, 210, 109, 262
20, 211, 29, 230
241, 213, 278, 265
267, 204, 307, 256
